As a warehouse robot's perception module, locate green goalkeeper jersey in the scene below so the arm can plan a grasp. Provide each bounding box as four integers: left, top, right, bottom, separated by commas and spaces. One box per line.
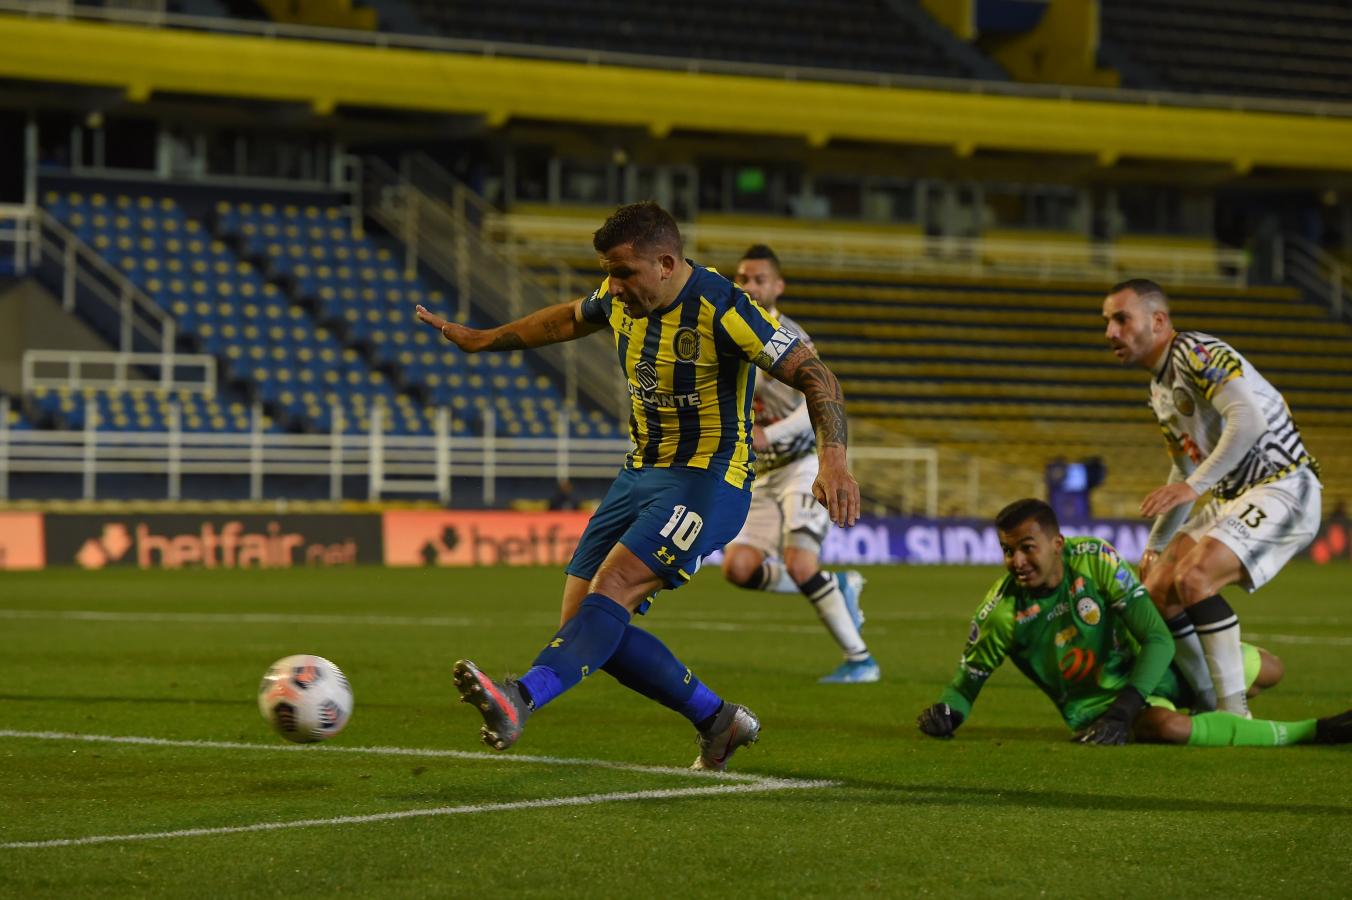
940, 537, 1175, 731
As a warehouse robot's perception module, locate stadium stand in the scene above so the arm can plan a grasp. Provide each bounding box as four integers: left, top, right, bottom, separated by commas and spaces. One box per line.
2, 392, 32, 432
399, 0, 1006, 79
1099, 0, 1352, 103
780, 274, 1352, 516
485, 202, 1348, 515
210, 197, 617, 439
34, 188, 618, 440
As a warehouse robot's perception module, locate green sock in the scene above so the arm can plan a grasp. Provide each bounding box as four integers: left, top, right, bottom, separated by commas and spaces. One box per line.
1186, 712, 1318, 747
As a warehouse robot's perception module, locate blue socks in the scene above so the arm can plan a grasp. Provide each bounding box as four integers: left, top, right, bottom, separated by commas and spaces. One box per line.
518, 593, 631, 710
602, 624, 723, 726
514, 592, 723, 726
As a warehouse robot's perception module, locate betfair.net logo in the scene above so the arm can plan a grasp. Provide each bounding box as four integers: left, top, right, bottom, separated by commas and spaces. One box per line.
74, 521, 356, 569
76, 524, 133, 569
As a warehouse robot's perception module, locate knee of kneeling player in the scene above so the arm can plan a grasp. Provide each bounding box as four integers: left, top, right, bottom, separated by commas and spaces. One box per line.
1134, 708, 1192, 745
1252, 648, 1284, 694
721, 553, 762, 588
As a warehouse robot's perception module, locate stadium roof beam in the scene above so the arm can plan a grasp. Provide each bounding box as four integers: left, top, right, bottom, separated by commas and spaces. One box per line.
2, 16, 1351, 173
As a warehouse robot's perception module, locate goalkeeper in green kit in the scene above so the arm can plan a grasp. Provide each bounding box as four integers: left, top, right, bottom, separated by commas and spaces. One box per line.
918, 499, 1352, 747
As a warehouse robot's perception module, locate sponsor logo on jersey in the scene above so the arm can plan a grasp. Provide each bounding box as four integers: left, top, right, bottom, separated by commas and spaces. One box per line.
653, 546, 676, 566
1114, 568, 1133, 588
1015, 603, 1042, 624
1071, 576, 1086, 596
628, 382, 702, 409
976, 593, 1002, 621
1059, 647, 1097, 682
630, 360, 700, 408
673, 326, 701, 361
1054, 625, 1079, 647
635, 360, 659, 392
1076, 596, 1102, 626
1048, 601, 1069, 619
753, 326, 799, 370
1172, 386, 1196, 416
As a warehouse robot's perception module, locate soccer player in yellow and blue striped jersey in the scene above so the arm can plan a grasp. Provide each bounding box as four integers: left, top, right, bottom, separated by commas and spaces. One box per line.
415, 201, 859, 768
578, 244, 792, 488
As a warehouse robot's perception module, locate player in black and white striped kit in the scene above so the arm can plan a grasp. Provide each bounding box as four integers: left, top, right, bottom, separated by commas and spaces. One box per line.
721, 245, 879, 683
1103, 279, 1321, 716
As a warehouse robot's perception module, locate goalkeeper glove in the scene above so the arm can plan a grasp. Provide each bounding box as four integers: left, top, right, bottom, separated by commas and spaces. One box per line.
917, 702, 964, 739
1074, 686, 1147, 746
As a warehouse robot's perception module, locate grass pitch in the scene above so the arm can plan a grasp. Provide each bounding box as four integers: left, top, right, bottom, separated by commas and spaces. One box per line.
2, 562, 1351, 898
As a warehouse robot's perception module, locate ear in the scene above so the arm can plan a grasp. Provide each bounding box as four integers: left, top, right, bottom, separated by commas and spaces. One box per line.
657, 252, 678, 278
1052, 533, 1065, 553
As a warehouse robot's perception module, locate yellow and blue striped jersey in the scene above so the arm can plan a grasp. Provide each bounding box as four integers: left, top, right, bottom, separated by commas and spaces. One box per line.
580, 262, 800, 490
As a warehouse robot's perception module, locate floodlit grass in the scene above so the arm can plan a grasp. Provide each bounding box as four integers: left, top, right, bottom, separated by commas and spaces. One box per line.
2, 562, 1350, 897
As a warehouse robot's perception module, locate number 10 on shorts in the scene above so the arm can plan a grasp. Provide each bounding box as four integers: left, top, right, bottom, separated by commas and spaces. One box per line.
660, 504, 705, 550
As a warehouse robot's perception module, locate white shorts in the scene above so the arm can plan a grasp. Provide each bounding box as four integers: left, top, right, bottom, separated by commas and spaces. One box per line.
729, 454, 830, 558
1180, 467, 1322, 591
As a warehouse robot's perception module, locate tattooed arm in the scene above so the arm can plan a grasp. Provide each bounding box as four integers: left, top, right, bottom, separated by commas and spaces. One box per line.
414, 299, 605, 353
768, 342, 860, 527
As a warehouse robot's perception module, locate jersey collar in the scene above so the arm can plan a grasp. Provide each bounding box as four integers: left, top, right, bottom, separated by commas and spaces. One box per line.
1151, 331, 1179, 384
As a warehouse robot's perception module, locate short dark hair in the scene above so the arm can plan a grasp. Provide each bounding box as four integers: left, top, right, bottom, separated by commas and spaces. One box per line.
995, 498, 1060, 536
1109, 278, 1170, 312
593, 201, 683, 256
739, 243, 782, 275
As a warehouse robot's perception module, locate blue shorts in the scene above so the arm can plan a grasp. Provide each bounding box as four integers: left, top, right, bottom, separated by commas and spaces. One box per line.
566, 466, 752, 591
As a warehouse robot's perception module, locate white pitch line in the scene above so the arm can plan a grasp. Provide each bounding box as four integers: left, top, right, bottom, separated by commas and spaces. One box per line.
0, 609, 845, 636
0, 609, 481, 628
0, 779, 835, 850
1245, 632, 1352, 648
0, 730, 772, 783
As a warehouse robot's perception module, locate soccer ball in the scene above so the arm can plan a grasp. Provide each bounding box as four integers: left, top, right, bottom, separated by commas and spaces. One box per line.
257, 654, 353, 743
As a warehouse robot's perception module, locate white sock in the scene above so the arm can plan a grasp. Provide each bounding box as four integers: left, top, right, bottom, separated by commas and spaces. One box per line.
759, 558, 799, 594
1165, 613, 1217, 711
800, 572, 869, 661
1189, 596, 1249, 717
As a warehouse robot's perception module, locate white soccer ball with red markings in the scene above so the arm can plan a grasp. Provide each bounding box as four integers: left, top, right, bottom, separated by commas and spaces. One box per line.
257, 654, 353, 743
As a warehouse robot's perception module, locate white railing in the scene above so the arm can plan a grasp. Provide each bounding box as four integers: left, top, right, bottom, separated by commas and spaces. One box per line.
22, 350, 216, 395
0, 397, 634, 505
4, 0, 1351, 119
0, 203, 35, 273
1281, 234, 1351, 321
8, 206, 179, 354
495, 215, 1250, 287
0, 396, 941, 513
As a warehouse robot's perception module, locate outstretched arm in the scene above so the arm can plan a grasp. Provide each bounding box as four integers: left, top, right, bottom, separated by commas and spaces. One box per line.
766, 342, 859, 527
415, 299, 605, 353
